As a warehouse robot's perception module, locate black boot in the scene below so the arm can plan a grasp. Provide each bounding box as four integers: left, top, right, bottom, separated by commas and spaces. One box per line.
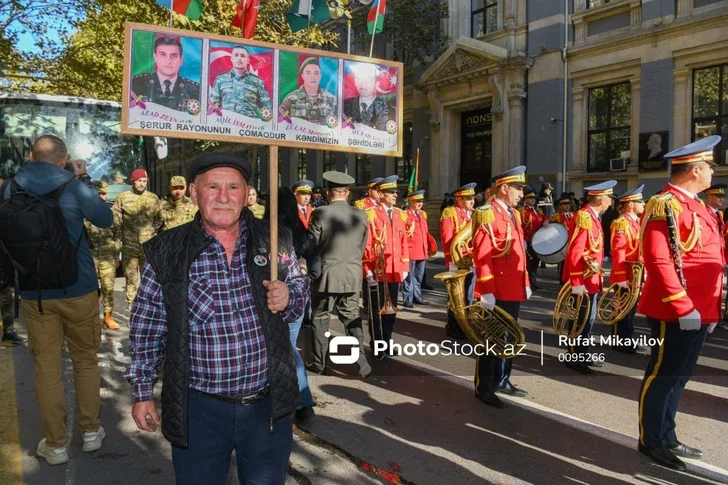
2, 323, 26, 346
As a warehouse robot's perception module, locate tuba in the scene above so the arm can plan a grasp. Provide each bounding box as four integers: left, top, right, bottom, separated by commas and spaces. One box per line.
373, 224, 398, 315
435, 220, 525, 359
552, 256, 603, 338
596, 262, 644, 326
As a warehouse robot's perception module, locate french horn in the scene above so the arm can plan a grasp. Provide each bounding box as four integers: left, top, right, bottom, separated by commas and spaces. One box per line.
553, 256, 603, 338
596, 262, 644, 326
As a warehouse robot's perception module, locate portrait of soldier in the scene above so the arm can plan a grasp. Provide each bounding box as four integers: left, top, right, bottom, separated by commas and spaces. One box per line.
344, 63, 389, 131
209, 45, 272, 118
130, 35, 200, 113
279, 57, 337, 126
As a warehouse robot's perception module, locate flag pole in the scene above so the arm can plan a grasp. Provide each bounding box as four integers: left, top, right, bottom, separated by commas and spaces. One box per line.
368, 2, 380, 58
169, 0, 174, 27
347, 19, 351, 55
415, 147, 420, 192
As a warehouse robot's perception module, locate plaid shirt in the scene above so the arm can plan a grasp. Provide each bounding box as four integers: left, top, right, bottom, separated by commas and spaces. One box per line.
125, 219, 308, 402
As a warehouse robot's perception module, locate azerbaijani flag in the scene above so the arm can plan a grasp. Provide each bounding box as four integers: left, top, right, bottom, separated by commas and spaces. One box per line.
367, 0, 387, 35
156, 0, 203, 21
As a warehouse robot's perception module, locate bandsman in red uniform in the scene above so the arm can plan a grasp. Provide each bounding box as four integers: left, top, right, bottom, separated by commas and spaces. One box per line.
362, 175, 410, 358
440, 182, 476, 339
403, 190, 430, 308
519, 186, 549, 290
293, 180, 314, 229
609, 185, 645, 354
551, 194, 575, 282
562, 180, 617, 375
472, 166, 530, 408
353, 177, 383, 210
703, 183, 727, 260
637, 136, 723, 471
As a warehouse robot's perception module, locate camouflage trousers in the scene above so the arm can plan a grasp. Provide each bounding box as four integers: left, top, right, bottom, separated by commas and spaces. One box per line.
93, 256, 117, 314
0, 286, 13, 331
122, 247, 146, 306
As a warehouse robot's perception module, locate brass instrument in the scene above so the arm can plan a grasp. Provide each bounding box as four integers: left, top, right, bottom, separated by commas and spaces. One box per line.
373, 224, 398, 315
435, 218, 526, 359
596, 262, 644, 326
553, 256, 603, 338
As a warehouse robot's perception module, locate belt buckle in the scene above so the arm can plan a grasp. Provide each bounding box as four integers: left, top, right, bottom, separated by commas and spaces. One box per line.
236, 387, 268, 405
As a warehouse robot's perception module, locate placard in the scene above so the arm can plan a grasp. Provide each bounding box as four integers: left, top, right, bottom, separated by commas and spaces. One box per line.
122, 22, 403, 157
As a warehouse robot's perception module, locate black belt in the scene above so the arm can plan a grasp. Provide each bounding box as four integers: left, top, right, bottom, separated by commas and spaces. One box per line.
205, 387, 270, 405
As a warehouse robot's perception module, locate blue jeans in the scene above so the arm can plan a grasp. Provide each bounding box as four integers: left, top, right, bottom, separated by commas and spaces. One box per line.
403, 260, 426, 303
172, 390, 292, 485
289, 317, 315, 408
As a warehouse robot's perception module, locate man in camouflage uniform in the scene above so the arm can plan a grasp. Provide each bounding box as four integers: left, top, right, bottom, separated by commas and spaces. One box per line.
279, 57, 337, 126
159, 175, 198, 230
209, 46, 272, 118
114, 168, 161, 306
246, 186, 265, 219
86, 181, 122, 330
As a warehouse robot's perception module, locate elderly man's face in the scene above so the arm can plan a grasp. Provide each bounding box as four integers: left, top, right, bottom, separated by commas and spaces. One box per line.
154, 45, 182, 78
190, 167, 249, 231
133, 177, 148, 193
354, 72, 377, 97
231, 48, 249, 72
247, 188, 258, 206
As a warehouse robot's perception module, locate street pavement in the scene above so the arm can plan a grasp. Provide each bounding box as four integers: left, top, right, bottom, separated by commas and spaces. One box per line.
1, 255, 727, 485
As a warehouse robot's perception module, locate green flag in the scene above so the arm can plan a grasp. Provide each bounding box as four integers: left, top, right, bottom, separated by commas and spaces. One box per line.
286, 0, 331, 33
407, 148, 420, 196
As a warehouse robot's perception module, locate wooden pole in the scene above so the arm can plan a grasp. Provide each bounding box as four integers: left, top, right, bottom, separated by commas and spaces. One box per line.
169, 0, 174, 27
269, 145, 278, 280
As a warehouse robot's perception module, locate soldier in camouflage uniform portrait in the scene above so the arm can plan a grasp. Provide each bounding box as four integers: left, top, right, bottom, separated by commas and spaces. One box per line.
246, 186, 265, 219
160, 175, 198, 230
130, 36, 200, 113
279, 57, 337, 126
209, 46, 272, 118
86, 181, 122, 330
113, 168, 161, 306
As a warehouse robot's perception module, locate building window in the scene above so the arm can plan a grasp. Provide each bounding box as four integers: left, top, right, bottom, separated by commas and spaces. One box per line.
396, 123, 414, 181
692, 64, 728, 165
323, 151, 335, 173
588, 0, 611, 8
472, 0, 498, 38
296, 149, 307, 180
356, 154, 371, 185
587, 82, 631, 172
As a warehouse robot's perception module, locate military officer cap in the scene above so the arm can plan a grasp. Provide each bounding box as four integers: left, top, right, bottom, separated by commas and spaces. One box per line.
407, 190, 425, 201
170, 175, 187, 188
299, 57, 319, 75
557, 194, 572, 205
188, 152, 252, 182
375, 175, 399, 192
617, 184, 645, 202
366, 177, 383, 189
524, 186, 537, 198
453, 182, 477, 198
323, 171, 355, 188
542, 182, 554, 190
91, 181, 108, 194
665, 135, 721, 166
130, 168, 148, 182
292, 180, 314, 194
584, 180, 617, 197
705, 183, 727, 196
490, 165, 526, 187
313, 186, 323, 194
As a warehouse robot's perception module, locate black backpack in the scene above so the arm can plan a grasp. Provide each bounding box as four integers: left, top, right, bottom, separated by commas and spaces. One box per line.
0, 178, 81, 313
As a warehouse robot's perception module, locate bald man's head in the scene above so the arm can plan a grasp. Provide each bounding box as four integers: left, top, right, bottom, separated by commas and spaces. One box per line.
31, 135, 68, 167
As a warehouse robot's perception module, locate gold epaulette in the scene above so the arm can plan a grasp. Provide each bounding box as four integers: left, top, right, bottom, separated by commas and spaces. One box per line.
420, 209, 428, 220
441, 206, 457, 221
354, 199, 365, 210
575, 210, 592, 231
644, 192, 683, 221
365, 207, 376, 223
611, 216, 628, 233
396, 207, 408, 223
472, 204, 494, 234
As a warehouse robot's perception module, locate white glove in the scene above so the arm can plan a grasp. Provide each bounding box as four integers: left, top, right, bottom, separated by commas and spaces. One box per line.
480, 293, 496, 311
571, 285, 587, 296
366, 271, 377, 287
448, 262, 458, 272
403, 271, 409, 280
708, 322, 717, 333
526, 287, 532, 300
678, 309, 701, 331
617, 281, 629, 289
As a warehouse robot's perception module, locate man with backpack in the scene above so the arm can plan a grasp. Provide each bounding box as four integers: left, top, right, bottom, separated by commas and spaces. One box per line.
0, 134, 113, 465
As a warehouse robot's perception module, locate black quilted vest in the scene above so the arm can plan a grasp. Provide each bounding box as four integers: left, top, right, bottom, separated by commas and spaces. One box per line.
143, 209, 300, 448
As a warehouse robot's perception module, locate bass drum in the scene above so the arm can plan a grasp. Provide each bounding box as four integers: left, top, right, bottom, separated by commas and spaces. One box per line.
531, 223, 568, 264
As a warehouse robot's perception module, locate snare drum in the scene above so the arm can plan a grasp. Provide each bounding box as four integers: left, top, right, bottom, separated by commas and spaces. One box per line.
531, 223, 568, 264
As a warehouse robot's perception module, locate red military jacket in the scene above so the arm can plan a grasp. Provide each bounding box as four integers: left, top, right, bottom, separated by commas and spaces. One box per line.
551, 210, 573, 225
406, 208, 430, 261
354, 196, 378, 210
472, 199, 530, 301
363, 205, 410, 283
440, 206, 472, 267
708, 207, 728, 261
519, 205, 548, 243
298, 204, 313, 229
609, 213, 642, 285
562, 205, 604, 294
637, 186, 724, 323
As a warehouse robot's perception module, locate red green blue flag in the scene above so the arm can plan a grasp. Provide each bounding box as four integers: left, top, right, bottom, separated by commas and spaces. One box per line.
156, 0, 203, 21
367, 0, 387, 35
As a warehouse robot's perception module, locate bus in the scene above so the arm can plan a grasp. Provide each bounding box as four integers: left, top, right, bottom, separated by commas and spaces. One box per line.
0, 93, 147, 201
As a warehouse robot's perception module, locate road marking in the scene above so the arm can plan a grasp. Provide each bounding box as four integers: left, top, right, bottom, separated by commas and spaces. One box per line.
0, 347, 23, 485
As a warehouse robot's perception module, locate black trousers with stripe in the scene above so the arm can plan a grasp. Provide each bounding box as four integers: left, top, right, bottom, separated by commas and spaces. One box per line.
638, 318, 707, 449
475, 300, 521, 395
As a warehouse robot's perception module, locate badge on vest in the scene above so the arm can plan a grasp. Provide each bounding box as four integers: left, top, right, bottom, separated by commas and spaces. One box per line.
253, 255, 268, 267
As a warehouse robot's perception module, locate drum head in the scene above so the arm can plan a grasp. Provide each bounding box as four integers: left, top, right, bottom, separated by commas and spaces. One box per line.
531, 223, 568, 263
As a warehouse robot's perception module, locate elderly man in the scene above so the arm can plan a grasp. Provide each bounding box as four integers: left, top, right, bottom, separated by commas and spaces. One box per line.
125, 153, 309, 484
159, 175, 198, 231
344, 63, 389, 131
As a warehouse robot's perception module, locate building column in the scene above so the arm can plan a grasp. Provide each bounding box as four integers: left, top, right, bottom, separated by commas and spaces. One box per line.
571, 87, 586, 173
505, 68, 526, 171
629, 77, 641, 176
676, 0, 691, 18
673, 68, 691, 148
